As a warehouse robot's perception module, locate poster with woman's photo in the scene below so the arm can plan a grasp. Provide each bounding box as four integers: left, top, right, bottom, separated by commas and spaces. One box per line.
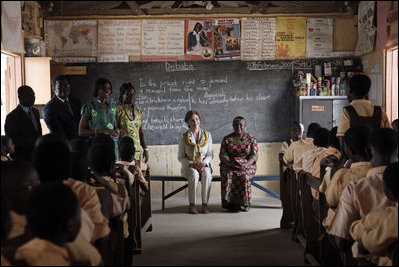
185, 19, 213, 60
213, 19, 241, 60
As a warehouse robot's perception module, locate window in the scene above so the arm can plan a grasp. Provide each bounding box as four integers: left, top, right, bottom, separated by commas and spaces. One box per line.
386, 47, 398, 123
1, 51, 22, 135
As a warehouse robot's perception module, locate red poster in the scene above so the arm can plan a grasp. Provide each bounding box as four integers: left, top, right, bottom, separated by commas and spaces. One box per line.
185, 19, 213, 60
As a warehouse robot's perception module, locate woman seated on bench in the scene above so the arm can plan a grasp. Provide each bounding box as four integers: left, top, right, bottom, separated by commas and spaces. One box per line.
178, 110, 214, 214
219, 116, 258, 212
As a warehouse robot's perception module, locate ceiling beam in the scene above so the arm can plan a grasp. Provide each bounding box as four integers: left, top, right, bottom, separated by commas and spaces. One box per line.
144, 5, 339, 15
61, 9, 144, 16
145, 7, 253, 14
125, 1, 146, 15
251, 1, 270, 13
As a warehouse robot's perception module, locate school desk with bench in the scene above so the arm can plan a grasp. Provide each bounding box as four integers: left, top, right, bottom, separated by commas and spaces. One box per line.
150, 175, 280, 211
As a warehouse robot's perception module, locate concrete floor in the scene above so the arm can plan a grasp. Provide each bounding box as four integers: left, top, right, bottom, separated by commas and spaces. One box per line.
133, 195, 309, 266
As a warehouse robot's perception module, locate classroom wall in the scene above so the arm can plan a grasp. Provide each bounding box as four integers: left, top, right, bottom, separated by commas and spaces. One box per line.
361, 50, 385, 108
147, 142, 281, 200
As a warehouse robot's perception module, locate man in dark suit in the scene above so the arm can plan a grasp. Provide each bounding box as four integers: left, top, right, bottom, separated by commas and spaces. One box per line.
5, 85, 42, 162
43, 75, 82, 141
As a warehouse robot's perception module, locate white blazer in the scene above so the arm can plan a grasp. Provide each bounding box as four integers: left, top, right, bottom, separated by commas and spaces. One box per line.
178, 129, 213, 169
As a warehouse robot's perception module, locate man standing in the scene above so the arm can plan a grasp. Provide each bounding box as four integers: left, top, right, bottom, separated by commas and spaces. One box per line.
43, 75, 81, 140
5, 85, 42, 162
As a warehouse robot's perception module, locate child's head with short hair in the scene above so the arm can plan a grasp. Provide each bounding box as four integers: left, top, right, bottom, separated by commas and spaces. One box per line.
290, 121, 304, 141
369, 128, 398, 166
88, 144, 115, 175
26, 182, 81, 244
70, 151, 89, 182
313, 127, 330, 148
348, 74, 371, 101
306, 123, 321, 139
32, 134, 71, 183
119, 136, 136, 162
329, 127, 340, 151
69, 139, 90, 155
92, 133, 115, 151
1, 161, 40, 215
120, 135, 134, 145
382, 162, 398, 202
344, 125, 371, 161
1, 135, 15, 156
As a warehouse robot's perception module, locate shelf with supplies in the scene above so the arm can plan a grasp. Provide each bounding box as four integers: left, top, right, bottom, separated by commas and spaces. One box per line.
299, 96, 347, 100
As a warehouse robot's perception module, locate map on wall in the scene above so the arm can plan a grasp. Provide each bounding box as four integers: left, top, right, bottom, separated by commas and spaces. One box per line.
45, 20, 97, 56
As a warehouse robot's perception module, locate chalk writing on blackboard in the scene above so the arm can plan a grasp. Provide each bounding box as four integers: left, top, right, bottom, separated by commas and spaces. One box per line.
165, 62, 195, 72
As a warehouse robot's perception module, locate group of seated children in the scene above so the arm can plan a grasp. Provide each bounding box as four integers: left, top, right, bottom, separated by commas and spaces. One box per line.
280, 122, 398, 266
279, 73, 398, 266
1, 133, 148, 266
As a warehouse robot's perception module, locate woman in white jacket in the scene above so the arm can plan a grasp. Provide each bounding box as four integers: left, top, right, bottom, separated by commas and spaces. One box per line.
178, 110, 213, 214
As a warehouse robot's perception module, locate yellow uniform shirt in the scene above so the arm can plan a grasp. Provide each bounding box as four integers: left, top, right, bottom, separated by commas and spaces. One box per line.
336, 99, 391, 137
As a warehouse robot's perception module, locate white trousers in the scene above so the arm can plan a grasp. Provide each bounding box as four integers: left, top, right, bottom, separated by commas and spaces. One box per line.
182, 166, 212, 205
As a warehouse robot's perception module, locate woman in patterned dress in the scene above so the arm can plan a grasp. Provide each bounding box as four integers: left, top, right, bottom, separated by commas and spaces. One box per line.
116, 82, 148, 164
219, 116, 258, 212
78, 78, 120, 158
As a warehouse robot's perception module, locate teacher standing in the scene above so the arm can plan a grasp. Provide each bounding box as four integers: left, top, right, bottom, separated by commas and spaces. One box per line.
178, 110, 213, 214
116, 82, 148, 163
78, 78, 119, 158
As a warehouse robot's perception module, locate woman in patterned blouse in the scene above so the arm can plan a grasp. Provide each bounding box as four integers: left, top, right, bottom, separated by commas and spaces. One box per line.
219, 116, 258, 212
116, 82, 148, 163
78, 78, 120, 158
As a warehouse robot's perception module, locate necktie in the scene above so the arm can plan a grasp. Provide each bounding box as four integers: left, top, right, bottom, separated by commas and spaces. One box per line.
28, 109, 38, 132
65, 99, 74, 115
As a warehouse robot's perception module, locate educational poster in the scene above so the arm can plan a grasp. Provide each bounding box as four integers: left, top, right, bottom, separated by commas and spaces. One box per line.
355, 1, 376, 56
141, 20, 185, 61
185, 19, 213, 60
306, 18, 333, 57
212, 19, 240, 60
276, 17, 306, 59
241, 18, 276, 60
98, 20, 141, 55
259, 18, 276, 60
46, 20, 97, 56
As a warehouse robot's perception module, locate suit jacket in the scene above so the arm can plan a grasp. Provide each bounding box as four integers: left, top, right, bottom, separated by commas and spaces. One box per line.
5, 105, 42, 162
43, 96, 82, 140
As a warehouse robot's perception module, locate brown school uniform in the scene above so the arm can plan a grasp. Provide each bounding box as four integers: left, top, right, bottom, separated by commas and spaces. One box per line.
9, 211, 27, 239
283, 138, 316, 165
293, 147, 326, 199
89, 176, 130, 238
350, 204, 398, 266
1, 155, 13, 161
64, 178, 110, 243
311, 146, 341, 179
64, 233, 102, 266
322, 162, 372, 229
7, 211, 101, 266
327, 166, 396, 240
279, 139, 293, 155
14, 238, 70, 266
336, 99, 391, 137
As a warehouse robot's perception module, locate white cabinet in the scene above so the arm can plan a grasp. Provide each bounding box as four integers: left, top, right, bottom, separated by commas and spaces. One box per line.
298, 96, 349, 130
24, 57, 52, 105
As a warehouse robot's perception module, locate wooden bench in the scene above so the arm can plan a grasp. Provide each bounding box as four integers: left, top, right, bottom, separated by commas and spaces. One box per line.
151, 175, 280, 211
